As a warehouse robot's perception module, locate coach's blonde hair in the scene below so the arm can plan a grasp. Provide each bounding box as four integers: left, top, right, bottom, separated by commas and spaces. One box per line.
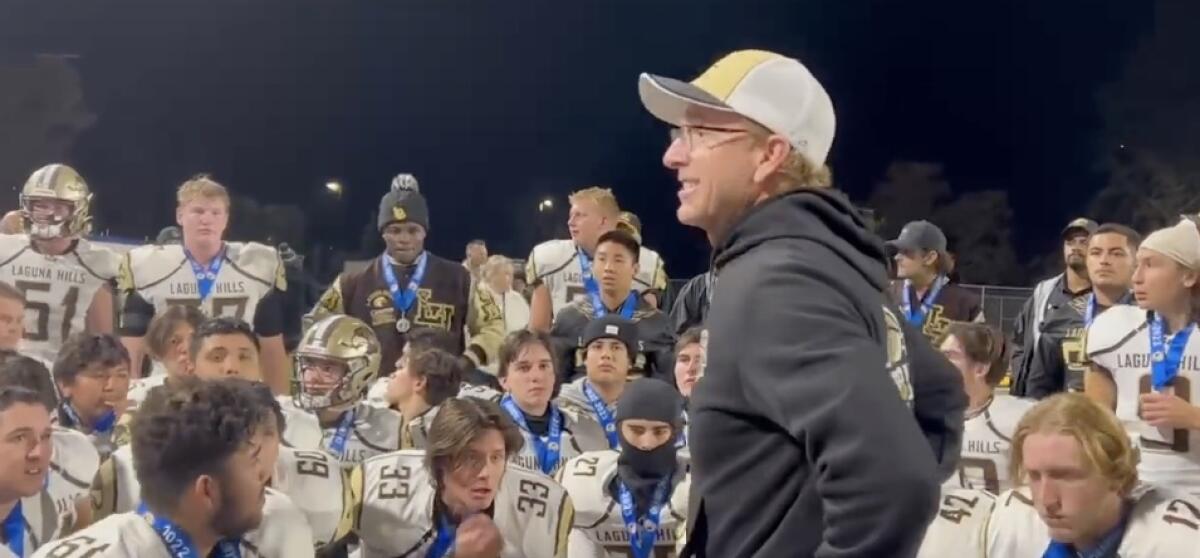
568, 187, 620, 218
1009, 393, 1139, 495
745, 122, 833, 193
424, 398, 524, 488
177, 174, 230, 208
479, 255, 514, 283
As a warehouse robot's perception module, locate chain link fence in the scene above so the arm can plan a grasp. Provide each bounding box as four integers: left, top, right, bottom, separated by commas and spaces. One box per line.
663, 279, 1032, 338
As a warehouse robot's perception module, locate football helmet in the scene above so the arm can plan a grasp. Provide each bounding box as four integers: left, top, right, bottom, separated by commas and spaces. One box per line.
20, 164, 93, 239
294, 314, 381, 411
617, 211, 642, 243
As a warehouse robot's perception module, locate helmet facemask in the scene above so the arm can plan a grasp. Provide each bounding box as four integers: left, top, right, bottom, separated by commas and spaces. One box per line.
21, 196, 80, 239
294, 354, 365, 412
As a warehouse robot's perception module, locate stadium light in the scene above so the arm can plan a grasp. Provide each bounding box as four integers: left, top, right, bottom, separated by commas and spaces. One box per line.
538, 198, 554, 212
325, 181, 343, 195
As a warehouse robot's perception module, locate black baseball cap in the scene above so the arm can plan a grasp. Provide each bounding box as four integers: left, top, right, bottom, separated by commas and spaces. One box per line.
1061, 218, 1098, 240
887, 220, 947, 253
580, 315, 639, 356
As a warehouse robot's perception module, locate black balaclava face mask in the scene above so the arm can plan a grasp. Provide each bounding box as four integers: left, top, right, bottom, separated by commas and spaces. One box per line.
615, 378, 684, 513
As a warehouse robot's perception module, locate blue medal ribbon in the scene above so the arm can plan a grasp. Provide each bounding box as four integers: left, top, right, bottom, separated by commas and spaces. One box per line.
426, 512, 456, 558
500, 395, 563, 475
1042, 502, 1129, 558
326, 409, 357, 458
2, 501, 24, 558
901, 275, 948, 328
61, 402, 116, 434
382, 252, 429, 318
582, 380, 619, 449
1083, 293, 1098, 327
139, 503, 242, 558
184, 246, 226, 303
1149, 313, 1194, 392
675, 410, 688, 449
617, 477, 672, 558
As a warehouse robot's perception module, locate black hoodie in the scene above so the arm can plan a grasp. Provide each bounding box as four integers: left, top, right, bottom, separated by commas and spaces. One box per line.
685, 188, 965, 558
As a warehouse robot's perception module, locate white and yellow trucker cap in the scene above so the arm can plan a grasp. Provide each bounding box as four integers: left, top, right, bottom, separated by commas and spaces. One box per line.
638, 49, 836, 165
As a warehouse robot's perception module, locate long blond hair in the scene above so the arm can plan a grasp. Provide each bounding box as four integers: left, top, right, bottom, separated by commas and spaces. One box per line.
1009, 393, 1139, 495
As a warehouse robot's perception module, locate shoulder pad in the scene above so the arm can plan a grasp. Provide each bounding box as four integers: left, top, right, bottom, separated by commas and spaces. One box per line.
74, 239, 121, 280
226, 241, 285, 289
529, 240, 577, 280
1086, 304, 1147, 357
0, 234, 30, 262
125, 244, 185, 287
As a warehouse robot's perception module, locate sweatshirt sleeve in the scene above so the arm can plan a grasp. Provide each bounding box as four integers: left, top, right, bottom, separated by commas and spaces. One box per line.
901, 316, 967, 482
735, 266, 940, 557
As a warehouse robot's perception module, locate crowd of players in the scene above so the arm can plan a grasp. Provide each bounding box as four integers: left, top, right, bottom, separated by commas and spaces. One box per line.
2, 48, 1200, 558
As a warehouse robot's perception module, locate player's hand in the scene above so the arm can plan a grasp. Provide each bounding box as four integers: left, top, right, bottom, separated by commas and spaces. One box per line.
1139, 392, 1200, 430
453, 514, 502, 558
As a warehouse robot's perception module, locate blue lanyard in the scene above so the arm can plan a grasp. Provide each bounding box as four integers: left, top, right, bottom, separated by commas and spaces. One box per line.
1043, 503, 1129, 558
617, 477, 672, 558
426, 513, 456, 558
901, 276, 948, 327
1150, 313, 1194, 391
675, 410, 688, 449
61, 403, 115, 434
183, 246, 226, 303
582, 381, 619, 449
500, 396, 563, 475
2, 501, 23, 558
382, 252, 429, 315
139, 503, 241, 558
327, 409, 357, 458
1084, 293, 1097, 327
577, 247, 601, 301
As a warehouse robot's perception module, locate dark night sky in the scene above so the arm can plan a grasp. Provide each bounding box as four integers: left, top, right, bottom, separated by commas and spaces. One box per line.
1, 0, 1152, 279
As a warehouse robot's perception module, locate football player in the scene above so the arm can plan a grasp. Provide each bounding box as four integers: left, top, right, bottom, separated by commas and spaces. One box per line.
124, 305, 205, 409
0, 164, 120, 366
939, 322, 1034, 494
0, 387, 61, 557
555, 316, 638, 452
352, 397, 573, 558
986, 393, 1200, 557
673, 327, 702, 399
1025, 223, 1139, 398
556, 379, 689, 558
38, 377, 313, 558
1085, 219, 1200, 494
496, 330, 585, 475
280, 314, 401, 467
887, 220, 984, 345
381, 346, 462, 450
0, 285, 26, 355
527, 187, 668, 332
51, 334, 131, 459
307, 177, 504, 385
364, 327, 501, 405
550, 230, 675, 383
117, 175, 290, 393
915, 488, 995, 558
0, 355, 97, 535
88, 379, 334, 556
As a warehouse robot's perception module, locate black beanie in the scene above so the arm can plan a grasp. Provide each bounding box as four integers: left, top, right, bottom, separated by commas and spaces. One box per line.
378, 176, 430, 232
616, 378, 684, 429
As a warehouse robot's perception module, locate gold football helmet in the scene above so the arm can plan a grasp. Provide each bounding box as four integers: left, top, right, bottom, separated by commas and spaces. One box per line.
617, 211, 643, 243
294, 315, 382, 411
20, 164, 93, 239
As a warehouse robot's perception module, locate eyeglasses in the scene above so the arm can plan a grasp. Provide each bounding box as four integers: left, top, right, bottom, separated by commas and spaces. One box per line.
668, 125, 754, 151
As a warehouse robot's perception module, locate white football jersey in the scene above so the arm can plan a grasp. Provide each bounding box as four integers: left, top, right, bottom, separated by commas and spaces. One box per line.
555, 378, 620, 453
916, 488, 993, 558
278, 397, 402, 468
124, 374, 166, 412
271, 446, 354, 549
0, 490, 61, 558
556, 450, 688, 558
507, 403, 587, 476
119, 241, 284, 327
0, 234, 119, 363
365, 377, 503, 406
1088, 304, 1200, 493
986, 484, 1200, 557
353, 450, 573, 558
31, 504, 315, 558
49, 426, 100, 529
944, 395, 1034, 494
526, 239, 668, 318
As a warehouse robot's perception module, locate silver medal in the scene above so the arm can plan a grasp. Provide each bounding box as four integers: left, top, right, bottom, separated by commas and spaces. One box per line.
395, 317, 412, 333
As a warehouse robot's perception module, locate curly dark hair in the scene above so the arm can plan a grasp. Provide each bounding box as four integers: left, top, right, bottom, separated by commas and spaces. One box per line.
410, 348, 464, 407
189, 317, 260, 361
131, 377, 269, 512
52, 333, 131, 385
